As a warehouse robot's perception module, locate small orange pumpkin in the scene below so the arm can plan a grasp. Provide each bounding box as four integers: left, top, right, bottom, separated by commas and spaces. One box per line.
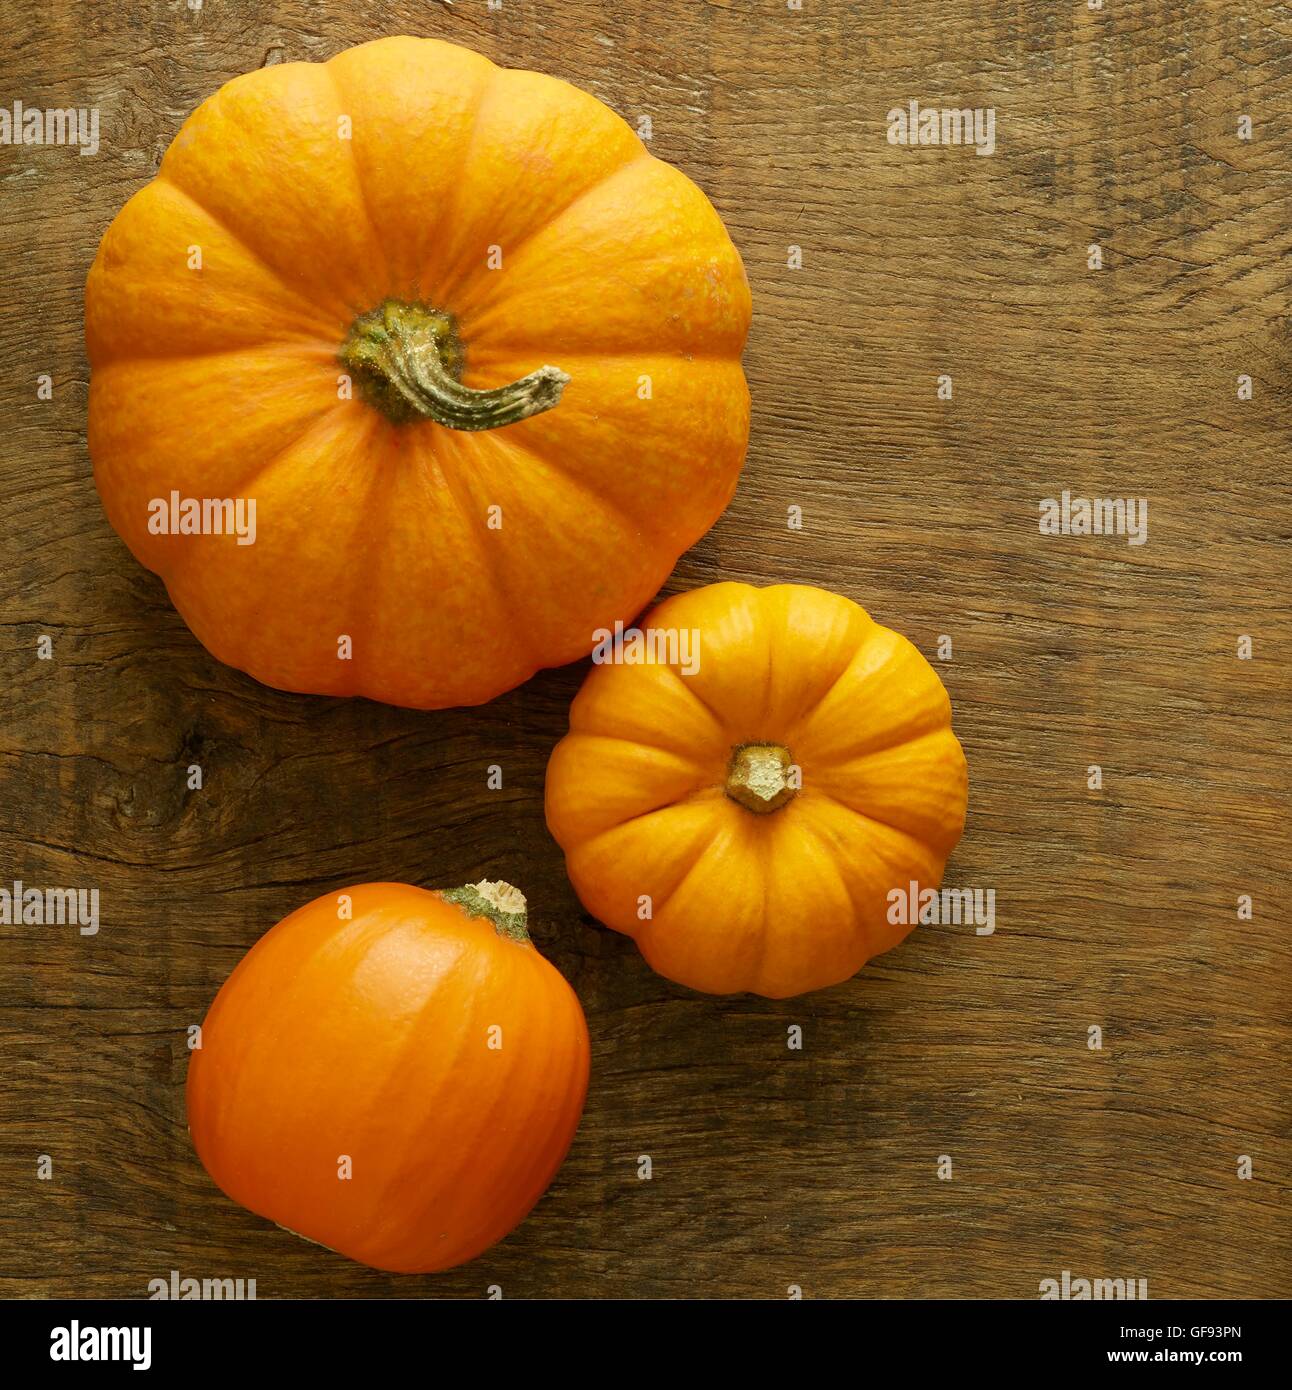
545, 583, 969, 998
186, 881, 589, 1273
86, 36, 750, 708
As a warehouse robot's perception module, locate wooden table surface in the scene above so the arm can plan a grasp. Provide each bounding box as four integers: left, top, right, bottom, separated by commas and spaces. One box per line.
3, 0, 1289, 1300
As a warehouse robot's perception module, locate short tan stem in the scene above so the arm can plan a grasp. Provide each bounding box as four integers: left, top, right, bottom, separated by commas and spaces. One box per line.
440, 879, 531, 944
725, 743, 797, 814
340, 299, 569, 430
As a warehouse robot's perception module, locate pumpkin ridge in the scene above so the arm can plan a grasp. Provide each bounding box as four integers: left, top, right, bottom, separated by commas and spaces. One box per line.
632, 815, 778, 991
567, 788, 730, 871
436, 965, 582, 1261
811, 722, 961, 775
808, 731, 969, 854
464, 265, 750, 356
783, 630, 951, 756
626, 816, 731, 947
348, 927, 494, 1263
346, 427, 529, 706
788, 713, 946, 767
410, 945, 568, 1264
208, 406, 389, 698
154, 172, 354, 332
569, 666, 729, 746
465, 344, 749, 368
526, 982, 591, 1194
205, 895, 386, 1210
472, 415, 674, 549
446, 355, 748, 555
785, 813, 883, 971
560, 727, 718, 777
158, 60, 394, 319
414, 56, 505, 305
325, 38, 497, 309
789, 697, 954, 768
361, 428, 531, 700
89, 331, 344, 369
803, 785, 952, 862
246, 339, 349, 361
449, 148, 655, 317
458, 160, 750, 355
570, 778, 728, 839
758, 585, 878, 733
562, 736, 718, 830
321, 63, 393, 292
422, 427, 548, 677
655, 661, 740, 742
538, 1000, 593, 1198
792, 796, 952, 973
409, 418, 705, 688
579, 585, 756, 737
746, 847, 778, 997
341, 438, 419, 698
149, 399, 363, 589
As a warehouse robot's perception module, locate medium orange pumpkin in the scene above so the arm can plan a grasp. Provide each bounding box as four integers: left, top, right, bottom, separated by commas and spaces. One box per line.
86, 36, 750, 709
545, 583, 969, 998
186, 880, 589, 1273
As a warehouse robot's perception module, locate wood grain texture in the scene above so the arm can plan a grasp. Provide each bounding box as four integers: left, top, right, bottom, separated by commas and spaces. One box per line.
2, 0, 1289, 1299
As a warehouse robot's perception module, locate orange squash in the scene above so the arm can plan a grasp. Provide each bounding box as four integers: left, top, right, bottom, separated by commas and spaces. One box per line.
186, 880, 589, 1273
86, 36, 750, 709
545, 583, 969, 998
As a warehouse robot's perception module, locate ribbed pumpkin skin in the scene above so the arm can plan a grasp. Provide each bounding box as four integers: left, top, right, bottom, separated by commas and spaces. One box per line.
545, 583, 969, 998
186, 883, 590, 1273
86, 35, 751, 709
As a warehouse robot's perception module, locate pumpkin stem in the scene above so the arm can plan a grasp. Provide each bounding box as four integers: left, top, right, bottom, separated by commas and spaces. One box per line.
339, 298, 569, 430
440, 879, 531, 944
725, 743, 797, 814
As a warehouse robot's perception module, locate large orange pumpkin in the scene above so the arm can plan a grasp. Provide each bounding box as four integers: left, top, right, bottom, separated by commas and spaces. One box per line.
186, 880, 590, 1273
545, 583, 969, 998
86, 36, 750, 708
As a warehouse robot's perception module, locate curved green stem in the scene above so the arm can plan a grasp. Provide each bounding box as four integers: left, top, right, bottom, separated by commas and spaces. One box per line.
340, 299, 569, 430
